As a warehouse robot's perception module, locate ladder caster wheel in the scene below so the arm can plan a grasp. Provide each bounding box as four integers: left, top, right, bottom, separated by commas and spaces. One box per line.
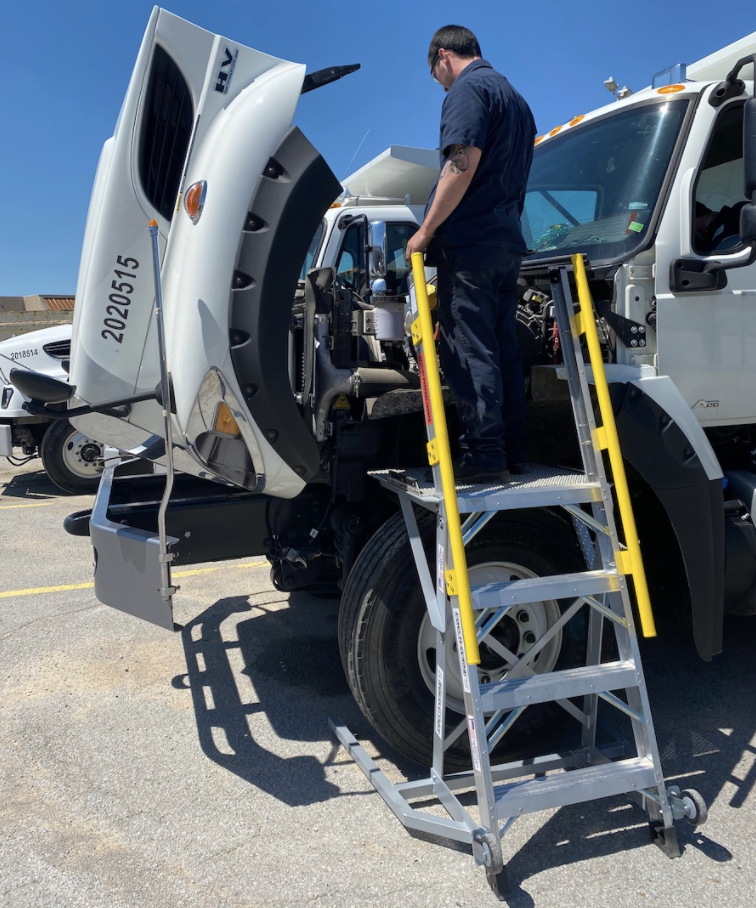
680, 789, 708, 827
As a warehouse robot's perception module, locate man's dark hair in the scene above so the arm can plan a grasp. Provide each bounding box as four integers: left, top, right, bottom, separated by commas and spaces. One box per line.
428, 25, 482, 65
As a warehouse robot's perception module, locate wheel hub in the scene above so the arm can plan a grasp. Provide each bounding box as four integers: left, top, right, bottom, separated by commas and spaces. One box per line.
417, 560, 564, 714
64, 432, 104, 476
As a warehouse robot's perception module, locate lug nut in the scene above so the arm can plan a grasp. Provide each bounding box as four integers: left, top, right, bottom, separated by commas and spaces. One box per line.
523, 631, 536, 645
517, 611, 530, 624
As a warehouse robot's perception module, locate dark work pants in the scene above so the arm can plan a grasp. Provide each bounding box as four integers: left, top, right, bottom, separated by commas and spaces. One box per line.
436, 244, 526, 471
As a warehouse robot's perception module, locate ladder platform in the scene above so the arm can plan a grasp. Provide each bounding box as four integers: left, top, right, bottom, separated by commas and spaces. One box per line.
371, 463, 604, 512
472, 568, 621, 609
479, 660, 638, 712
494, 756, 658, 818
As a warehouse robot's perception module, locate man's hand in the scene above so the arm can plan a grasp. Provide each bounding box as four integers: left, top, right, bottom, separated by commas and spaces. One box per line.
406, 226, 434, 260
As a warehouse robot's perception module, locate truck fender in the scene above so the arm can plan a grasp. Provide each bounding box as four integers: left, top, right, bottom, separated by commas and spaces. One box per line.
608, 372, 724, 661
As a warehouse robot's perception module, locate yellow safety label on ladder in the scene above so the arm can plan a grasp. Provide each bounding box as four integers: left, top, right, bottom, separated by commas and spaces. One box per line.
332, 395, 351, 410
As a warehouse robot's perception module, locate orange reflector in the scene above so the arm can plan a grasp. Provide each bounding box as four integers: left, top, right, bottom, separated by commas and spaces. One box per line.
329, 201, 342, 208
149, 219, 158, 227
213, 402, 240, 437
534, 136, 544, 145
549, 125, 562, 137
657, 84, 686, 94
185, 180, 207, 223
569, 115, 585, 127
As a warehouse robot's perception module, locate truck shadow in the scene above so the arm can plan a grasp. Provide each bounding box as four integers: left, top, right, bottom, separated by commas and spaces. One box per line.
171, 588, 756, 890
0, 464, 61, 500
171, 591, 416, 807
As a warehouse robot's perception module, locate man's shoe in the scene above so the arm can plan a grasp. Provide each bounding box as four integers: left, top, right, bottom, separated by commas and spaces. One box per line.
453, 461, 511, 485
509, 462, 531, 475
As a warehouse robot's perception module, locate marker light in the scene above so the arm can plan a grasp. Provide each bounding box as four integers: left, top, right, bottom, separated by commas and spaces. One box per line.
213, 401, 240, 437
184, 180, 207, 224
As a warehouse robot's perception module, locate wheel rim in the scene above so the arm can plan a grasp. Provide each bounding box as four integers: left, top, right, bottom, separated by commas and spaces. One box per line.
417, 560, 563, 714
61, 431, 105, 479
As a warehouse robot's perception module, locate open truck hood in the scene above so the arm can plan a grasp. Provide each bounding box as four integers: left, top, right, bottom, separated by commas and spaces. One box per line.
71, 8, 342, 496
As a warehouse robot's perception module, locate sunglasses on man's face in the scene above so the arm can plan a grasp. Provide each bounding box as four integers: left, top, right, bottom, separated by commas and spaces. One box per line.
430, 53, 440, 79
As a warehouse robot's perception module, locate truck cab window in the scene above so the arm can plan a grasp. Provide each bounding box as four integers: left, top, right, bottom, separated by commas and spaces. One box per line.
299, 219, 326, 281
693, 104, 747, 254
384, 223, 417, 295
337, 222, 366, 290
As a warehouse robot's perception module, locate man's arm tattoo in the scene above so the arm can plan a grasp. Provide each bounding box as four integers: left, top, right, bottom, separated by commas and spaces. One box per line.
441, 145, 472, 178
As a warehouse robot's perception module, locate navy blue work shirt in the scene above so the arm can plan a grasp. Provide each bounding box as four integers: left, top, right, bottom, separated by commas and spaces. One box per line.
426, 59, 536, 253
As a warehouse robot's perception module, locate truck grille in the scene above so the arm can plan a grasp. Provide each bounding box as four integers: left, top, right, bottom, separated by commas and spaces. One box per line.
139, 45, 194, 221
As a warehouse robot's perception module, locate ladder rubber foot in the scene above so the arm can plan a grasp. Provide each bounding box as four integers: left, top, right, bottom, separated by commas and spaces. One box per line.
649, 821, 681, 858
486, 864, 510, 901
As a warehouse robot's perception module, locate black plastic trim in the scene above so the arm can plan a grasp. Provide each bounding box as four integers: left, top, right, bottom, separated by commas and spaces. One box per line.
229, 127, 342, 482
611, 382, 724, 660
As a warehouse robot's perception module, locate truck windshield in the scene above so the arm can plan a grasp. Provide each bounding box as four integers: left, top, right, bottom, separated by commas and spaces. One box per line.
523, 99, 689, 263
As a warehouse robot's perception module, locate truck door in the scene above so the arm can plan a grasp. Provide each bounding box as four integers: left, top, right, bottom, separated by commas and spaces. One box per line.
656, 98, 756, 426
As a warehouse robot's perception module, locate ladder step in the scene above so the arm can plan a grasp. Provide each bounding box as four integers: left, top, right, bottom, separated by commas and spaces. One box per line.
479, 660, 638, 712
472, 569, 620, 609
370, 465, 604, 513
494, 757, 658, 818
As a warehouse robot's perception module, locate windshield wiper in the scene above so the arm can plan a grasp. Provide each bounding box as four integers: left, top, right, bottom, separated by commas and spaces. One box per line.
539, 190, 582, 227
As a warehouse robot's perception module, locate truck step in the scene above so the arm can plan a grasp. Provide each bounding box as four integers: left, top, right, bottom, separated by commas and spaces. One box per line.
479, 660, 638, 712
471, 569, 621, 609
494, 757, 658, 818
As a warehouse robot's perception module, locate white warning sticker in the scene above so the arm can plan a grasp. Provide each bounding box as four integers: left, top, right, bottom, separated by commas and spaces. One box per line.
468, 715, 482, 772
435, 667, 444, 739
436, 543, 445, 592
452, 608, 471, 694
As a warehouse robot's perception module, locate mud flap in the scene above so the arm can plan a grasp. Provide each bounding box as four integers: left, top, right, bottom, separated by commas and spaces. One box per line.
90, 464, 178, 630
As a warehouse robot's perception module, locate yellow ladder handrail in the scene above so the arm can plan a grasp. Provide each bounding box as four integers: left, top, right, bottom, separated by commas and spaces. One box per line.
571, 254, 657, 637
410, 252, 481, 665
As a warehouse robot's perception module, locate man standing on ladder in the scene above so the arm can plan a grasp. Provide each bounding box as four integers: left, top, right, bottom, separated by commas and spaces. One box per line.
406, 25, 536, 484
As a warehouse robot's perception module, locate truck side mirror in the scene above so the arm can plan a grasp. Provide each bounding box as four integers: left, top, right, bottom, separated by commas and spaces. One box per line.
744, 97, 756, 200
740, 202, 756, 245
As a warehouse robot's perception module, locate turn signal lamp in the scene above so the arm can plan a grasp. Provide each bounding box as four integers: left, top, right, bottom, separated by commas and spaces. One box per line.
184, 180, 207, 224
213, 401, 240, 438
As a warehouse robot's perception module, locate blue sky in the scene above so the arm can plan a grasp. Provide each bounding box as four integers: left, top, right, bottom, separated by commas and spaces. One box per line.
1, 0, 753, 295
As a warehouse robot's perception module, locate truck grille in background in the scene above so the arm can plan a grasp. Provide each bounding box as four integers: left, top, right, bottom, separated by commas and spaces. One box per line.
139, 45, 194, 221
42, 340, 71, 360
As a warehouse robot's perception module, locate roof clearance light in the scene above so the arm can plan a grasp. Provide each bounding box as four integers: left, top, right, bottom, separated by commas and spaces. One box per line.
534, 136, 544, 145
213, 401, 240, 438
184, 180, 207, 224
657, 84, 686, 94
549, 125, 562, 137
569, 115, 585, 127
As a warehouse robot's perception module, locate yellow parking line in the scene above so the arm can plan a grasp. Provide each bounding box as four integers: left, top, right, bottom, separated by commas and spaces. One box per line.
0, 560, 269, 599
0, 501, 57, 510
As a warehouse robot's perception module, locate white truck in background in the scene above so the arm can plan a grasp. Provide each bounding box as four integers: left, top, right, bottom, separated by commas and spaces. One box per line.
0, 325, 108, 493
10, 9, 756, 767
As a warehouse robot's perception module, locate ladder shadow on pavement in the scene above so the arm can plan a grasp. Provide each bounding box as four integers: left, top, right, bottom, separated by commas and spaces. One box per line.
493, 614, 756, 898
172, 591, 415, 806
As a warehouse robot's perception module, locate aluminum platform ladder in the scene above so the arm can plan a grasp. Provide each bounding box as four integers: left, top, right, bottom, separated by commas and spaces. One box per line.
330, 255, 707, 900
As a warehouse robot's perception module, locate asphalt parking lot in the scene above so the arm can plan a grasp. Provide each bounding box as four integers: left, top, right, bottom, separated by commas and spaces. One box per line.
2, 456, 756, 908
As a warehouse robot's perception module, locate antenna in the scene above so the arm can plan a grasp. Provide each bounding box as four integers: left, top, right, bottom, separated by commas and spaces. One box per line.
341, 129, 371, 181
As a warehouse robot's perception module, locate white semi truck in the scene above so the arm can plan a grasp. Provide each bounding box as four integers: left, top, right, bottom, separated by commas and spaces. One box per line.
0, 324, 108, 493
11, 9, 756, 767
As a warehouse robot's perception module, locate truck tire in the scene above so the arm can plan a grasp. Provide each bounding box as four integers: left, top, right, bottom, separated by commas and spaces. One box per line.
39, 419, 105, 494
339, 508, 587, 769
